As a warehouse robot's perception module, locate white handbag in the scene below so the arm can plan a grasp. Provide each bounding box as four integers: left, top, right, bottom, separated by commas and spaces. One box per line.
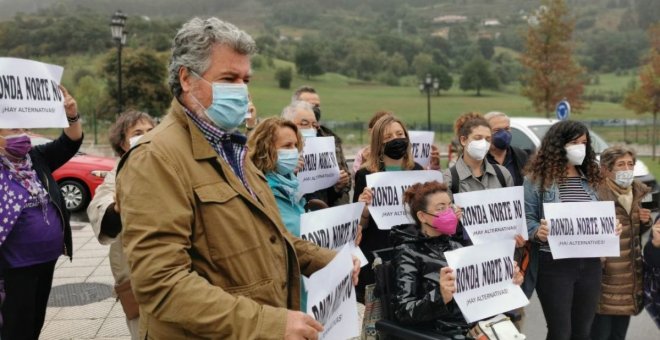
468, 314, 526, 340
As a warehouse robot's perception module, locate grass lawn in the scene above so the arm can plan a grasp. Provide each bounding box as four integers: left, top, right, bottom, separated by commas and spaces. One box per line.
639, 156, 660, 181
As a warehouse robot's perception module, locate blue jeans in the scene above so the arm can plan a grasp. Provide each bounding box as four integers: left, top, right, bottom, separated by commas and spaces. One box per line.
536, 252, 602, 340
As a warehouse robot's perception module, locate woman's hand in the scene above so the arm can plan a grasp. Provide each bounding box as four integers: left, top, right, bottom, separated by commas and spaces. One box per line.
639, 208, 651, 224
294, 154, 304, 174
60, 85, 78, 118
512, 261, 524, 285
453, 204, 463, 221
358, 187, 373, 220
535, 219, 549, 242
515, 234, 526, 248
334, 170, 349, 192
615, 219, 623, 237
355, 224, 363, 246
439, 267, 456, 304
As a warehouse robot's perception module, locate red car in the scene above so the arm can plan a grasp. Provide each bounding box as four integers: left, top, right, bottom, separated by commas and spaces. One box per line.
30, 135, 116, 212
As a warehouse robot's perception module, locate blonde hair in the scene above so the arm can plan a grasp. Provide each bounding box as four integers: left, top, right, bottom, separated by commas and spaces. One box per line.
247, 117, 302, 173
363, 115, 414, 173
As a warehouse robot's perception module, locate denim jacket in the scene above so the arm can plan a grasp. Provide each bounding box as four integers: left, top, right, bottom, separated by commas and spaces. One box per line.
523, 175, 599, 239
520, 175, 598, 298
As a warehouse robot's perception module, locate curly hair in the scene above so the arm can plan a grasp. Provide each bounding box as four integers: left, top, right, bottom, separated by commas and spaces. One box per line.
247, 117, 302, 173
363, 115, 414, 173
403, 181, 450, 227
525, 120, 602, 189
453, 112, 489, 150
108, 110, 155, 156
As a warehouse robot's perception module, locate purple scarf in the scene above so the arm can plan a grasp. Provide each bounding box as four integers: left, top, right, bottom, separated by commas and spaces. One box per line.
0, 154, 49, 245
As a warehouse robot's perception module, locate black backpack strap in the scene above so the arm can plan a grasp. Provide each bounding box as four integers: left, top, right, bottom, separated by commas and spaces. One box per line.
492, 164, 507, 188
450, 166, 459, 194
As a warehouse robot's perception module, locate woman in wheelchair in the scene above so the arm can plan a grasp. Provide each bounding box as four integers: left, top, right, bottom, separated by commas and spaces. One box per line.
391, 181, 524, 335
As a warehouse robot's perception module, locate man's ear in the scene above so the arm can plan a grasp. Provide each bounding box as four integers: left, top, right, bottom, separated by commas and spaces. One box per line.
179, 67, 193, 93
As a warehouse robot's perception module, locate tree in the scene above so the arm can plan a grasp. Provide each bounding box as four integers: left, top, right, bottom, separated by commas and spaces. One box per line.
412, 53, 434, 79
294, 42, 324, 79
275, 67, 293, 89
623, 24, 660, 160
478, 38, 495, 60
520, 0, 586, 118
102, 48, 170, 118
459, 57, 498, 96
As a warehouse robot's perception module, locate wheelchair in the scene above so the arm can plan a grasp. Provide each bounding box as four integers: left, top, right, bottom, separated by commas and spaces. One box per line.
370, 248, 470, 340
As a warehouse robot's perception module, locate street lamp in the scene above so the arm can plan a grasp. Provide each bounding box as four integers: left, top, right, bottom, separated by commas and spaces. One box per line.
110, 10, 128, 115
420, 73, 440, 130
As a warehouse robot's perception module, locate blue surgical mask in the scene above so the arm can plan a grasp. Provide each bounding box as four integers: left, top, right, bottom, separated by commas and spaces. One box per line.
300, 128, 317, 139
192, 72, 249, 130
492, 130, 512, 150
276, 148, 299, 175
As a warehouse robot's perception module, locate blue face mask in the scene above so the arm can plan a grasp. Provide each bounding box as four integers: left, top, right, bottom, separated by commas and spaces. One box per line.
276, 148, 299, 175
192, 72, 249, 130
492, 129, 512, 150
300, 128, 317, 139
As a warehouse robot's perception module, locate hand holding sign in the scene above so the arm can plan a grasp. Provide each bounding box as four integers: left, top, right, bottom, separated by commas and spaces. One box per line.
544, 201, 620, 259
535, 219, 549, 242
285, 311, 323, 340
60, 86, 77, 118
334, 170, 349, 192
439, 267, 456, 304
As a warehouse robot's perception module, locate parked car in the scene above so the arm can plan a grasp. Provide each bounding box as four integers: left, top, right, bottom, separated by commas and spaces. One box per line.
29, 135, 116, 212
509, 118, 659, 211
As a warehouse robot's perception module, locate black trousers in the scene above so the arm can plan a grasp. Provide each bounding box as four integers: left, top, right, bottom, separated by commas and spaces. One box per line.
536, 252, 602, 340
590, 314, 631, 340
1, 260, 57, 340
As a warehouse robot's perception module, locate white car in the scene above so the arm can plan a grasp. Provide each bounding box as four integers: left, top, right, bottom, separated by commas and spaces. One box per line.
509, 117, 659, 211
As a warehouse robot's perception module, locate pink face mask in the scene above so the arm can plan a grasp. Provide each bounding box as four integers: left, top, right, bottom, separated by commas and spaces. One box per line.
425, 209, 458, 235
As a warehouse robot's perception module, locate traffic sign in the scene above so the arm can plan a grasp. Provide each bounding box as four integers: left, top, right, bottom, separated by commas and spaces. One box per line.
556, 100, 571, 121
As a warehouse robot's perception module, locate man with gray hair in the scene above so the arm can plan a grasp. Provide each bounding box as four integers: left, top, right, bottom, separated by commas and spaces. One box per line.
291, 86, 351, 207
116, 17, 358, 339
484, 111, 529, 186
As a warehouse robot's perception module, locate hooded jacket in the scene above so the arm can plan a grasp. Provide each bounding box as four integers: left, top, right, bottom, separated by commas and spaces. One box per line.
390, 225, 469, 332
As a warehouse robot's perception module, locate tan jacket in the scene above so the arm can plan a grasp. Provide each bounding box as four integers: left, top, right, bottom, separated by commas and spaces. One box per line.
597, 180, 651, 315
116, 100, 336, 339
87, 165, 131, 285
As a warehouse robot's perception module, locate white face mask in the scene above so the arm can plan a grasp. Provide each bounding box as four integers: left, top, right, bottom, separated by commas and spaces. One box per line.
565, 144, 586, 166
614, 170, 634, 188
129, 135, 143, 148
466, 139, 490, 161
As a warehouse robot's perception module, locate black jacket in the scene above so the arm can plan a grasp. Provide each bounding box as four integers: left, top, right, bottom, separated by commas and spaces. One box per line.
390, 224, 469, 332
29, 132, 82, 259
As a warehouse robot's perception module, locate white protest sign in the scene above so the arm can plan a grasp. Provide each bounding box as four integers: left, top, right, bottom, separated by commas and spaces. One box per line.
366, 170, 443, 230
409, 131, 435, 168
297, 136, 340, 195
306, 245, 359, 340
0, 58, 68, 128
544, 201, 619, 259
453, 186, 527, 244
445, 239, 529, 323
300, 202, 369, 267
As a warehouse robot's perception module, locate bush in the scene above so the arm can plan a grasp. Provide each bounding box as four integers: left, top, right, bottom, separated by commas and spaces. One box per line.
275, 67, 293, 89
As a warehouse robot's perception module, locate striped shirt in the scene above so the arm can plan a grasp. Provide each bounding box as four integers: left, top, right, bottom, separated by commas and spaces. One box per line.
558, 177, 592, 202
184, 108, 254, 197
541, 177, 593, 253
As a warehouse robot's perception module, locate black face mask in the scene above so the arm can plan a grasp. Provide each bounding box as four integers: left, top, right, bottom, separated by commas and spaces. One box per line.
383, 138, 409, 160
313, 106, 322, 122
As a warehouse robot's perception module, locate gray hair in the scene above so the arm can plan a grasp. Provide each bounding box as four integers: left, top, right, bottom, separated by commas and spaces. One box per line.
281, 101, 315, 121
600, 145, 636, 171
291, 85, 317, 103
484, 111, 510, 122
168, 17, 257, 99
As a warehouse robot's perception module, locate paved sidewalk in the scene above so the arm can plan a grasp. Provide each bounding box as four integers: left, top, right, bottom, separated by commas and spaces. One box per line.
42, 222, 130, 340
